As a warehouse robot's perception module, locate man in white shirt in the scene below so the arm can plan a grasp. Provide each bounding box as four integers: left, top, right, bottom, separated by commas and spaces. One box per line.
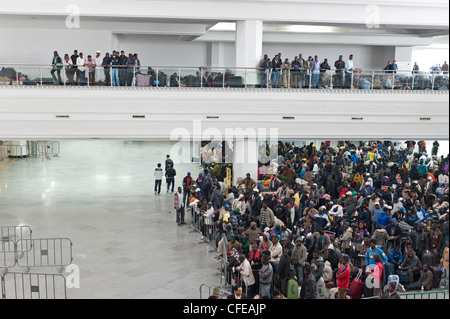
76, 52, 87, 86
344, 54, 354, 88
154, 163, 164, 195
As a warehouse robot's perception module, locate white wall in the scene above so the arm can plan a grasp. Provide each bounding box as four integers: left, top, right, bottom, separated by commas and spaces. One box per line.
117, 34, 209, 68
0, 24, 403, 71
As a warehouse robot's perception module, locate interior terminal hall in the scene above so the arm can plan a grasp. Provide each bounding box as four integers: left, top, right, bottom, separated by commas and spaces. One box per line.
0, 0, 449, 301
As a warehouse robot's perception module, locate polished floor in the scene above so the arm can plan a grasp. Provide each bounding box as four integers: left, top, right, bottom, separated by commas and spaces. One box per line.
0, 140, 220, 299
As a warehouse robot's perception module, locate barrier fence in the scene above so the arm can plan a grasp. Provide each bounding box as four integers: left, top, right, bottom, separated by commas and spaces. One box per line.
400, 290, 449, 300
16, 238, 73, 272
27, 141, 61, 159
1, 63, 449, 91
1, 272, 67, 299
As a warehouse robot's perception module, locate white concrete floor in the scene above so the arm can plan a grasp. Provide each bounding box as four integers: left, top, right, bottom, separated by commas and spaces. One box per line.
0, 140, 221, 299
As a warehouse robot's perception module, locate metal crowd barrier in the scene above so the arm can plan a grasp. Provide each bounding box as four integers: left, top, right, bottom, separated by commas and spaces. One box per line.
1, 226, 33, 268
16, 238, 73, 272
1, 272, 67, 299
400, 290, 449, 300
27, 141, 61, 159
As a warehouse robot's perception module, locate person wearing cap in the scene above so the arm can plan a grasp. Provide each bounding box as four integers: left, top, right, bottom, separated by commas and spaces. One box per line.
371, 201, 384, 233
209, 287, 222, 299
94, 50, 103, 84
361, 181, 374, 198
232, 193, 246, 216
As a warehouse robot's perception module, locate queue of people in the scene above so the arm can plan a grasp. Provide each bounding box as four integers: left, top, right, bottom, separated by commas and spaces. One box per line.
182, 140, 449, 299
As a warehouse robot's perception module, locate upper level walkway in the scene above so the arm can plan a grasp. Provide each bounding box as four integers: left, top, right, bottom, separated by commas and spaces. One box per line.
1, 64, 449, 91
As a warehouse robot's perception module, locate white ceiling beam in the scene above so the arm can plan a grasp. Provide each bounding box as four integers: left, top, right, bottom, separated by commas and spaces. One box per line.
1, 0, 448, 29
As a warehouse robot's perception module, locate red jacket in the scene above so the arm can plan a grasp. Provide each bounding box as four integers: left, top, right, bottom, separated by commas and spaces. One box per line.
336, 263, 351, 289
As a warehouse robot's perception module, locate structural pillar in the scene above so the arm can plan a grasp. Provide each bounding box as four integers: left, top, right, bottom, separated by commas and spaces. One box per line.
235, 20, 263, 68
232, 138, 259, 186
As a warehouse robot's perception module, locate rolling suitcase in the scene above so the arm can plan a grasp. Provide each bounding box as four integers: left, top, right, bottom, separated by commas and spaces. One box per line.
430, 266, 443, 289
349, 269, 364, 299
422, 250, 436, 267
397, 270, 409, 284
384, 262, 395, 283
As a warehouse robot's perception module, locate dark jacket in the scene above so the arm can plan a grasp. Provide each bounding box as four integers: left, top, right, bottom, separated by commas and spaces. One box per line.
300, 274, 317, 299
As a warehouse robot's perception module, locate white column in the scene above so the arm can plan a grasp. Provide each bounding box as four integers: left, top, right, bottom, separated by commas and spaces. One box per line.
235, 20, 263, 69
232, 138, 259, 186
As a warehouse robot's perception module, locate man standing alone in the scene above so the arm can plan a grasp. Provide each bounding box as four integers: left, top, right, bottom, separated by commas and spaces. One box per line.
174, 187, 185, 226
154, 163, 163, 195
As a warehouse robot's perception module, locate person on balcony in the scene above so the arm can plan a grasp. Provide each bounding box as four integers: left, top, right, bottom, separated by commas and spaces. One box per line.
76, 52, 87, 86
51, 51, 63, 85
344, 54, 354, 88
312, 55, 321, 89
271, 54, 282, 88
110, 51, 120, 87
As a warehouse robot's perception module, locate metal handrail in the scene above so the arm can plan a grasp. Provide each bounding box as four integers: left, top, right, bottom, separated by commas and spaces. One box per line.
0, 63, 447, 90
399, 290, 449, 300
1, 63, 447, 74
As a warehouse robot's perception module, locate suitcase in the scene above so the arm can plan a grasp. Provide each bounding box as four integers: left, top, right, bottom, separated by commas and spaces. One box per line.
384, 262, 395, 283
422, 250, 436, 267
136, 74, 151, 87
349, 269, 364, 299
397, 270, 409, 284
430, 266, 443, 289
227, 76, 243, 88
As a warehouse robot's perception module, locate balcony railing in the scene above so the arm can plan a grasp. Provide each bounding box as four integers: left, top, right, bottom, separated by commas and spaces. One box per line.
0, 64, 449, 91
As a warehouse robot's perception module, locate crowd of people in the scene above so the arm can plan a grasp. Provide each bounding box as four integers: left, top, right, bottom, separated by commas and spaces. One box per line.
48, 50, 449, 90
258, 53, 449, 90
165, 140, 449, 299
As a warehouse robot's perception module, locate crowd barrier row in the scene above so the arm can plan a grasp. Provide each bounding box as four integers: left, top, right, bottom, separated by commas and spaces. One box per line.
0, 141, 60, 161
0, 225, 73, 299
1, 64, 449, 91
0, 272, 67, 299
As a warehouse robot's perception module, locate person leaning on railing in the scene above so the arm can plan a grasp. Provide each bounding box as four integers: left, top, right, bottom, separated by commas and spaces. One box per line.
51, 51, 63, 85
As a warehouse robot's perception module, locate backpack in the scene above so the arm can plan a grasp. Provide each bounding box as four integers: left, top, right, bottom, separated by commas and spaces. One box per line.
287, 277, 299, 299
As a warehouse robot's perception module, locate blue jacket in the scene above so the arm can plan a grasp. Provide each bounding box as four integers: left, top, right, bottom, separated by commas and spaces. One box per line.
365, 246, 388, 265
413, 209, 429, 223
377, 213, 391, 228
388, 248, 403, 264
